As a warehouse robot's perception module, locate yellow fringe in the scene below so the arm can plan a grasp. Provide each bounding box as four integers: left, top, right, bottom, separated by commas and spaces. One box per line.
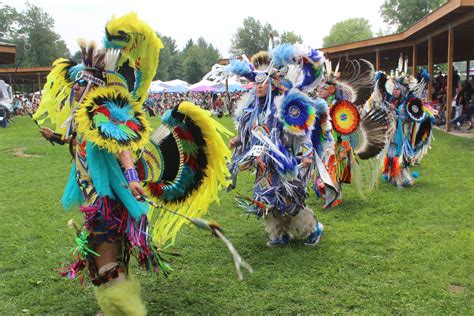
105, 13, 164, 107
148, 102, 233, 247
32, 58, 75, 133
75, 86, 151, 155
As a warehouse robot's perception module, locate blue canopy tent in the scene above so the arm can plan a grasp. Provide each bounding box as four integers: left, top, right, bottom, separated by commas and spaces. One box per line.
165, 85, 188, 93
216, 84, 246, 93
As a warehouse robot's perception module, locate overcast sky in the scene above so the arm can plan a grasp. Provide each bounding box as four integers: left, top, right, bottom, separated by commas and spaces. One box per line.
2, 0, 387, 56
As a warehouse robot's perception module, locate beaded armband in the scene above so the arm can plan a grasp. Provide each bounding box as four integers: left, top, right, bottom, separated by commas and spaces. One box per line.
124, 168, 139, 183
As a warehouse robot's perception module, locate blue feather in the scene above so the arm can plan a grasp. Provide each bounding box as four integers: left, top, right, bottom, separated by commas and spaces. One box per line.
162, 165, 196, 201
226, 59, 252, 75
132, 69, 142, 98
67, 64, 85, 81
270, 143, 298, 177
417, 68, 430, 83
226, 59, 256, 81
374, 71, 384, 81
313, 97, 328, 116
105, 101, 133, 122
306, 48, 322, 62
99, 122, 131, 141
102, 36, 126, 49
271, 44, 294, 68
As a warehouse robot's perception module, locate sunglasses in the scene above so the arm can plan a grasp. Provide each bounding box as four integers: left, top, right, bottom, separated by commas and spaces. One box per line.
75, 78, 88, 87
74, 70, 106, 87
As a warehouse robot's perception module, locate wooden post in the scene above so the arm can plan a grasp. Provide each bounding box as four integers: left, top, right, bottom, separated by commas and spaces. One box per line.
37, 73, 42, 95
345, 54, 349, 62
412, 45, 418, 77
376, 49, 381, 71
446, 27, 454, 132
427, 37, 433, 101
467, 60, 471, 80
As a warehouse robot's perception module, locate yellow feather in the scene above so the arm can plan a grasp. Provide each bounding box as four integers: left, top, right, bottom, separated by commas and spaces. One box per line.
33, 58, 75, 133
148, 102, 233, 247
105, 13, 164, 107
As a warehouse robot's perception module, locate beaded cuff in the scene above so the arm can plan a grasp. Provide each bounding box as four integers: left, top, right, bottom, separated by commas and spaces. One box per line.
124, 168, 139, 183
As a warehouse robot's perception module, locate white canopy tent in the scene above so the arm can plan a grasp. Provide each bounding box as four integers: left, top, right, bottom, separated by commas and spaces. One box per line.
188, 79, 216, 90
161, 79, 189, 87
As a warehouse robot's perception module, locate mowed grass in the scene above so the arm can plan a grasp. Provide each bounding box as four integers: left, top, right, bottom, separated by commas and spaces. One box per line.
0, 115, 473, 314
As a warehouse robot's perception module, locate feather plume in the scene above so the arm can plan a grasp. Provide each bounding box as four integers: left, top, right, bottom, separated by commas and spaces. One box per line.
226, 59, 254, 76
397, 53, 403, 73
350, 107, 390, 160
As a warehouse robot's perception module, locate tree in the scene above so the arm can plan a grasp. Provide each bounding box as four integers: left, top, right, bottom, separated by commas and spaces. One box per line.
230, 17, 278, 57
279, 31, 303, 45
0, 5, 20, 41
0, 3, 70, 67
182, 45, 206, 83
155, 34, 178, 81
322, 18, 373, 48
181, 37, 221, 83
71, 50, 83, 64
380, 0, 446, 32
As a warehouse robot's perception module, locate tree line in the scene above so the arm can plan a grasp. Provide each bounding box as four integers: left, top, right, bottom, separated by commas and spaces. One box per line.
1, 1, 446, 83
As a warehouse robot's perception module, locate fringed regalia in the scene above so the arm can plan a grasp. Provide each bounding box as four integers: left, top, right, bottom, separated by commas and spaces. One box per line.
373, 56, 434, 188
312, 59, 392, 208
227, 45, 324, 246
34, 13, 250, 315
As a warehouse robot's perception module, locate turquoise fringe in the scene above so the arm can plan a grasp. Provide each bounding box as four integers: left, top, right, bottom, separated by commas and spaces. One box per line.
61, 142, 149, 220
61, 164, 84, 210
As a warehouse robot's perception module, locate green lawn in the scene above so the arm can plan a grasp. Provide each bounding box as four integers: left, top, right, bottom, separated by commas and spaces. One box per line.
0, 115, 473, 314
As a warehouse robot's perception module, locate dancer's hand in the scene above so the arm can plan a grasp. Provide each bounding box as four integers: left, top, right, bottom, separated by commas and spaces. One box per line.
301, 157, 313, 168
129, 181, 147, 200
39, 126, 54, 140
229, 137, 241, 148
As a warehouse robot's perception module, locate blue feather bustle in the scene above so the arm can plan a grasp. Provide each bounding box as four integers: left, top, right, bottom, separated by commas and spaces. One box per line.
271, 44, 295, 68
279, 90, 316, 135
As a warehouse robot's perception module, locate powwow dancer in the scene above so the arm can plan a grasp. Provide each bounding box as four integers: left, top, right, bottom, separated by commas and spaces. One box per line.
34, 13, 251, 315
312, 59, 392, 207
372, 55, 434, 188
226, 44, 326, 247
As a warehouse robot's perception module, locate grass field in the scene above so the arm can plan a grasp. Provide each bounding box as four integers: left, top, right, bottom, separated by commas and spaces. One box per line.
0, 115, 473, 314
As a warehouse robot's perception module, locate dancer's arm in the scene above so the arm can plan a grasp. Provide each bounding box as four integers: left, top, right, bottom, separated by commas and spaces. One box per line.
39, 126, 70, 144
119, 150, 147, 200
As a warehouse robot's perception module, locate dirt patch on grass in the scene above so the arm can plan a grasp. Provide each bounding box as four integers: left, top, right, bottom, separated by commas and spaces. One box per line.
11, 147, 43, 158
448, 284, 466, 294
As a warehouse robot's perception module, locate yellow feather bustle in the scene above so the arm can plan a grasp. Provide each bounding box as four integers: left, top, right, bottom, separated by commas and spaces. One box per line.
32, 58, 75, 133
147, 102, 233, 247
105, 13, 164, 107
75, 86, 151, 155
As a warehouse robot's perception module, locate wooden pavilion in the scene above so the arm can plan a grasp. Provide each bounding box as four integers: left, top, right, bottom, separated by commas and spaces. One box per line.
0, 41, 16, 65
0, 67, 51, 93
320, 0, 474, 131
